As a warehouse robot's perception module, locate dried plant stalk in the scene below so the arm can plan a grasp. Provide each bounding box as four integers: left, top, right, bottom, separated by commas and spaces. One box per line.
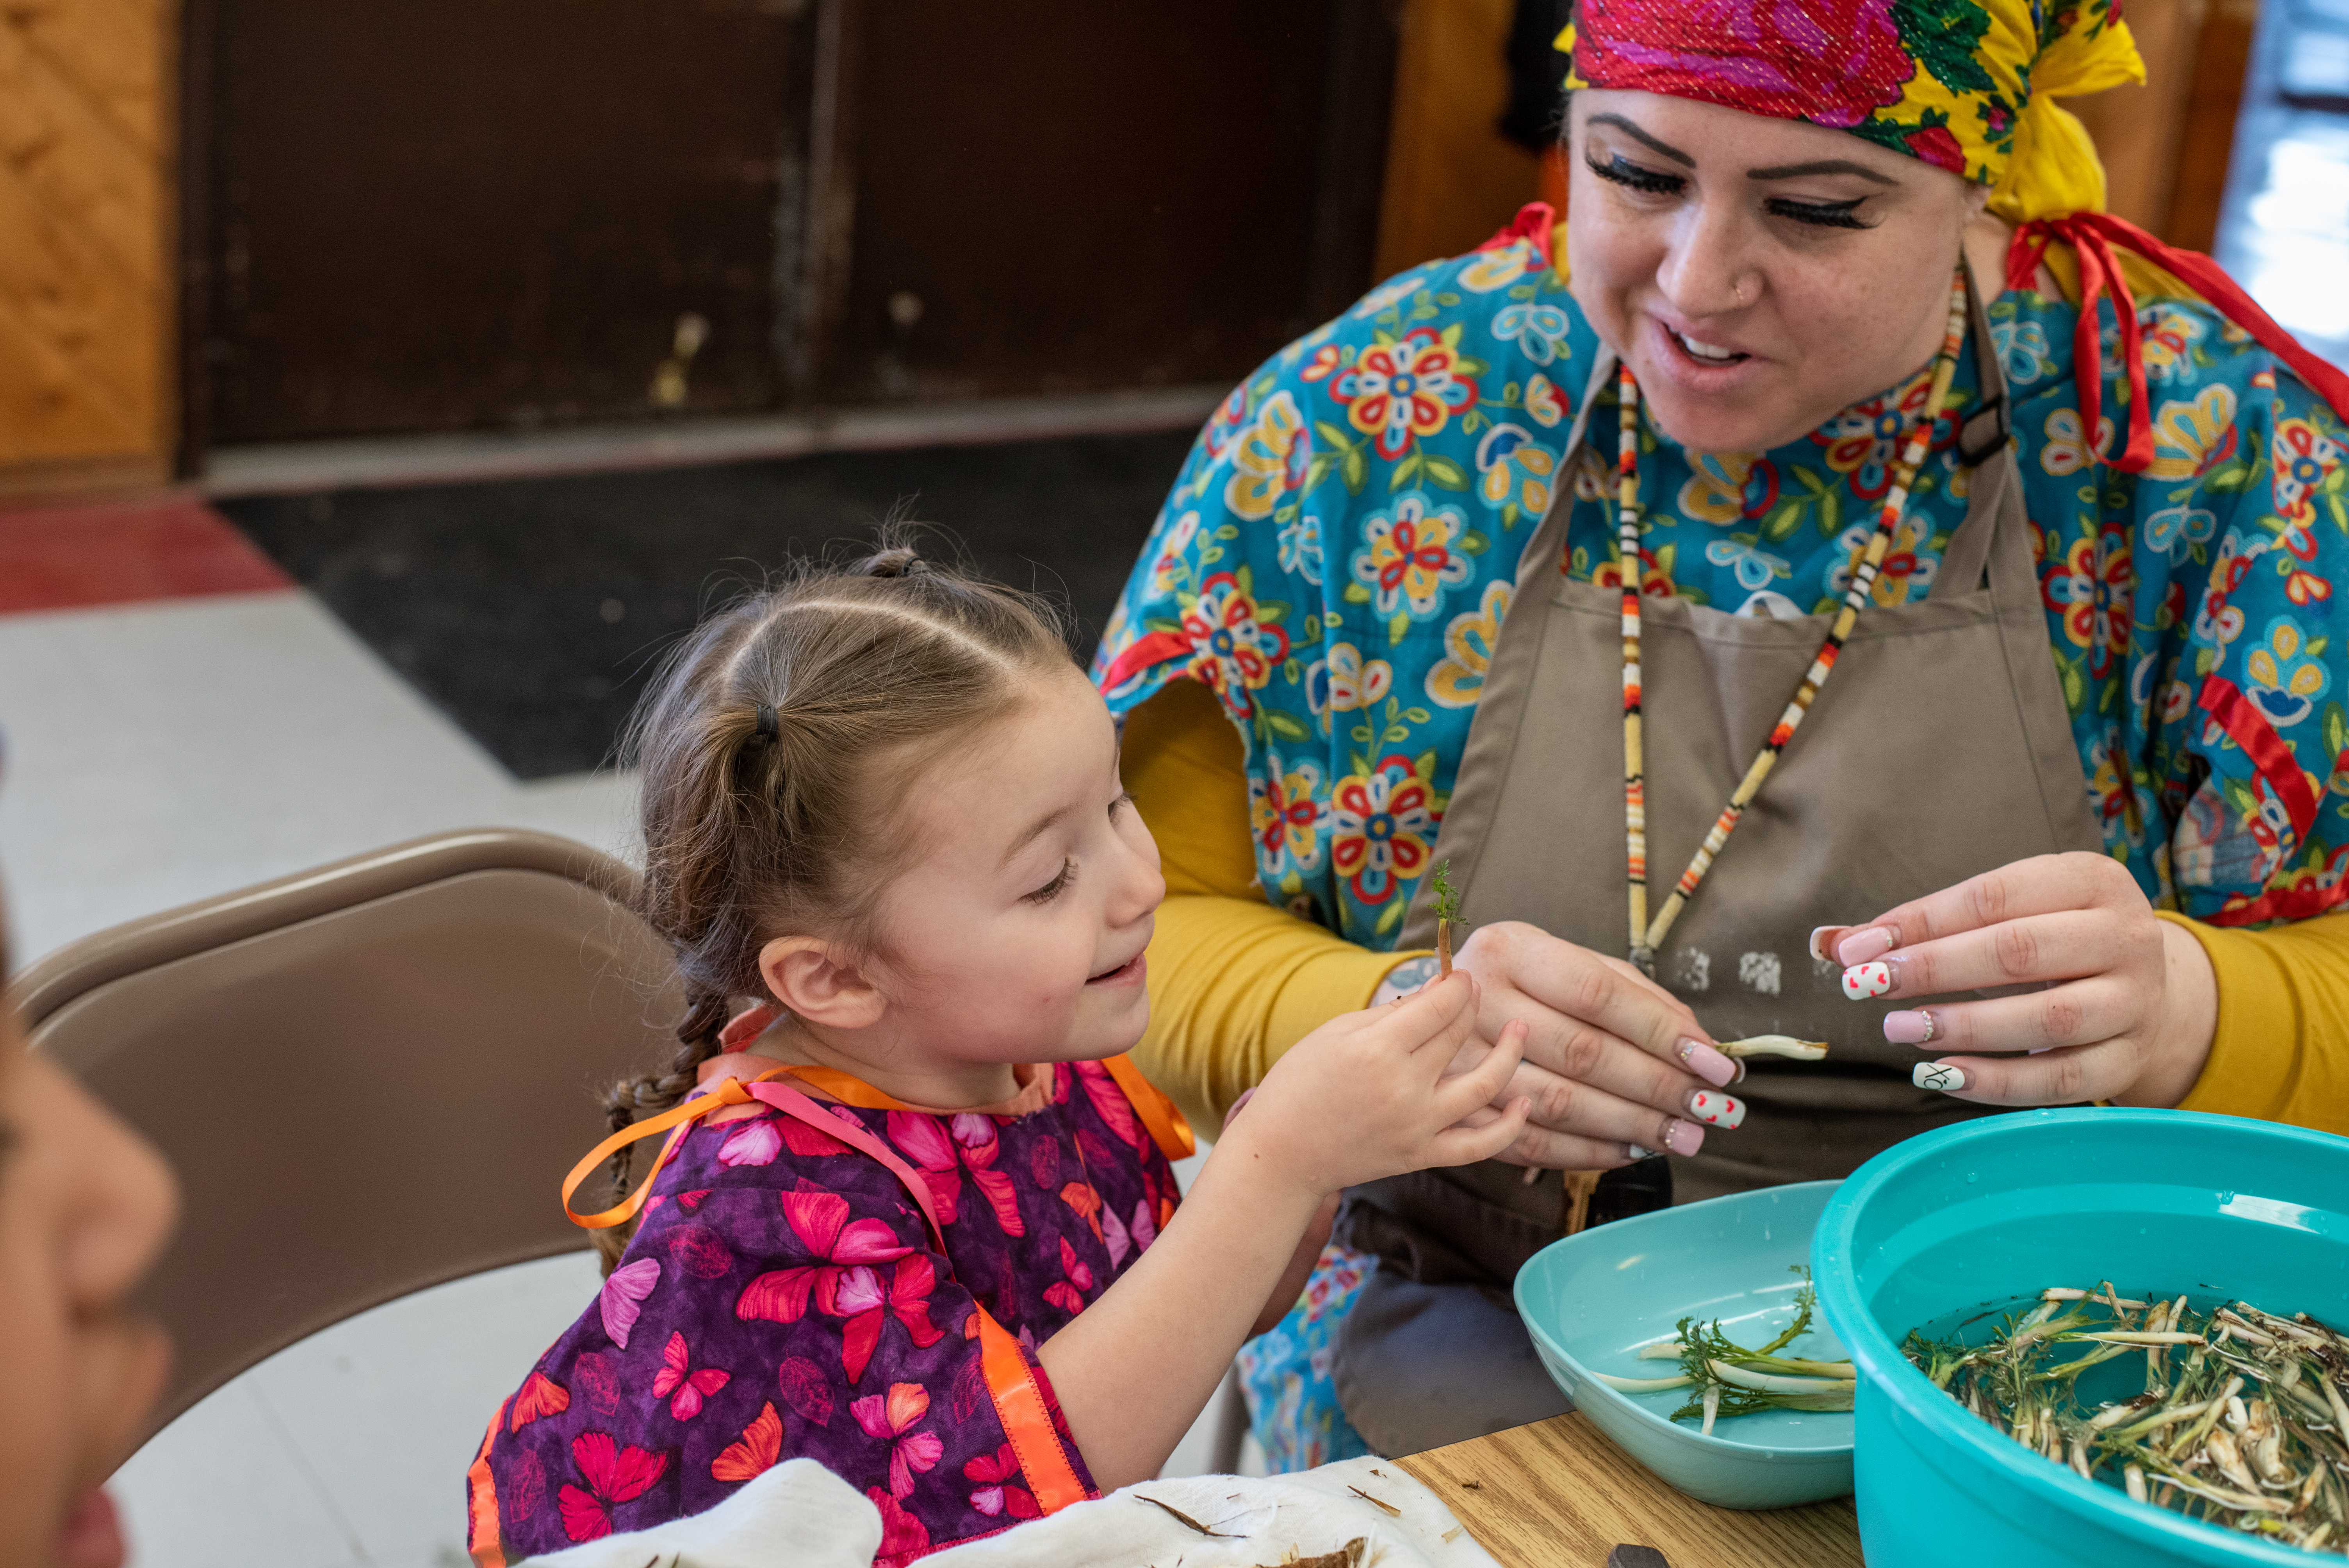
1905, 1286, 2349, 1556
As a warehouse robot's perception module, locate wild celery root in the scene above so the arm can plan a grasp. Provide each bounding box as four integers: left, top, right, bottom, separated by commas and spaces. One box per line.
1430, 860, 1468, 978
1905, 1287, 2349, 1554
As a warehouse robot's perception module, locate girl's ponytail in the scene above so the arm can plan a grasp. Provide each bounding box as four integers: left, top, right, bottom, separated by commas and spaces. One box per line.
591, 985, 731, 1270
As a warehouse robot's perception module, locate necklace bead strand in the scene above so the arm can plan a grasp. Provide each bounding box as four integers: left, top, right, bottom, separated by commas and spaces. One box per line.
1624, 270, 1972, 966
1617, 367, 1652, 966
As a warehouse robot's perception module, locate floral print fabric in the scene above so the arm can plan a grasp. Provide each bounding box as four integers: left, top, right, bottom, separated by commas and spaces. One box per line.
1094, 217, 2349, 943
476, 1060, 1180, 1564
1233, 1242, 1378, 1472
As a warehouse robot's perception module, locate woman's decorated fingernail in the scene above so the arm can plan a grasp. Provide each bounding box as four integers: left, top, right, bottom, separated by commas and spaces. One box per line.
1883, 1009, 1936, 1045
1913, 1061, 1967, 1094
1808, 926, 1840, 963
1835, 926, 1897, 966
1626, 1144, 1656, 1160
1685, 1089, 1745, 1129
1676, 1038, 1737, 1087
1662, 1118, 1704, 1157
1841, 960, 1894, 1000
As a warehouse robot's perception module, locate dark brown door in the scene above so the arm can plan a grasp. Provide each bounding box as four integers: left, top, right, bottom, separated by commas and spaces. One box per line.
189, 0, 804, 445
818, 1, 1397, 403
183, 1, 1396, 452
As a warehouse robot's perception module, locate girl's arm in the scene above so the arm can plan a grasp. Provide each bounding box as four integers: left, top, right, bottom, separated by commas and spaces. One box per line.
1036, 973, 1529, 1489
1217, 1087, 1342, 1338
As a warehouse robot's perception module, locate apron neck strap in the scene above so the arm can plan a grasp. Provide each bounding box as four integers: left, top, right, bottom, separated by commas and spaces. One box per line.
1930, 257, 2030, 602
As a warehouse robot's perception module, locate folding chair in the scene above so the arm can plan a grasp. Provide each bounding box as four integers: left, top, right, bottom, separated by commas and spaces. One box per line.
8, 828, 680, 1438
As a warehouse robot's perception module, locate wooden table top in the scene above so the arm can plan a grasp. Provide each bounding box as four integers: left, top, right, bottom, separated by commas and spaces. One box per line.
1395, 1412, 1864, 1568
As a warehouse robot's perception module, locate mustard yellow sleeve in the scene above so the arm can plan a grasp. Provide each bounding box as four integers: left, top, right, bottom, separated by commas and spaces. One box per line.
1123, 679, 1424, 1131
2158, 911, 2349, 1136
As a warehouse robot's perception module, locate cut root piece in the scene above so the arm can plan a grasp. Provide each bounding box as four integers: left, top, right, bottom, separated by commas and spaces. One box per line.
1717, 1035, 1829, 1061
1707, 1360, 1857, 1396
1592, 1372, 1693, 1393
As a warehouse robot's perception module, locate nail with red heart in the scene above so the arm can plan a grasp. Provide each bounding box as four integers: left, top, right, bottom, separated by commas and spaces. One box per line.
1684, 1089, 1745, 1128
1841, 959, 1896, 1000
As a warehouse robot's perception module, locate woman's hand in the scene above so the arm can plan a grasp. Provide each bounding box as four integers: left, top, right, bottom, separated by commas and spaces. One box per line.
1816, 851, 2217, 1108
1433, 921, 1744, 1169
1228, 969, 1532, 1203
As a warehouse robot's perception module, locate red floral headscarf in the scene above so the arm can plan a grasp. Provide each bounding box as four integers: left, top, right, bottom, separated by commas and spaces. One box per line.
1559, 0, 2137, 220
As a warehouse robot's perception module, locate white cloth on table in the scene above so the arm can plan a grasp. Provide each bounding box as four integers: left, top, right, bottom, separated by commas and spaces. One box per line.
511, 1454, 1499, 1568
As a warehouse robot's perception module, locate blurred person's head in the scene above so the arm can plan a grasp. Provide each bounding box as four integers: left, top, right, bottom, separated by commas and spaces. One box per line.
0, 889, 181, 1568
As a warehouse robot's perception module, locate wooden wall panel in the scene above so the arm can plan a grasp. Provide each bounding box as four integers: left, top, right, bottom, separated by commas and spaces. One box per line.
2071, 0, 2205, 236
0, 0, 173, 498
1374, 0, 1540, 280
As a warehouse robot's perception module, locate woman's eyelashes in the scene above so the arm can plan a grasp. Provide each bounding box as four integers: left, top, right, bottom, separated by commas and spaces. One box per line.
1586, 153, 1682, 197
1586, 152, 1878, 230
1024, 858, 1076, 904
1765, 195, 1875, 230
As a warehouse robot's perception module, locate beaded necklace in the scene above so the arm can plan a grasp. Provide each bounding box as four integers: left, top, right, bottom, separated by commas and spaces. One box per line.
1615, 269, 1971, 973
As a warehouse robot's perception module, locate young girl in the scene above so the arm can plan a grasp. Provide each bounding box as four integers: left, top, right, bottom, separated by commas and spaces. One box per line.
464, 545, 1529, 1565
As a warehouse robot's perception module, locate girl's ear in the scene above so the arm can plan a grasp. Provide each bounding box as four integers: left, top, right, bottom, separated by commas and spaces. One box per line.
758, 935, 887, 1030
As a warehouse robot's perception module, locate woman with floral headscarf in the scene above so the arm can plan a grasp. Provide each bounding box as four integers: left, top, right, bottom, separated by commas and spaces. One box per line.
1094, 0, 2349, 1462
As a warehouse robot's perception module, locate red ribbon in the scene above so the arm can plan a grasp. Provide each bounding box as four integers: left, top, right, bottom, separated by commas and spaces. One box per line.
2008, 212, 2349, 474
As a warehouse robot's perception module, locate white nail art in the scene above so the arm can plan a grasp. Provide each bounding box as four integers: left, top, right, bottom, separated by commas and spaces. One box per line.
1842, 960, 1894, 1001
1686, 1091, 1747, 1129
1626, 1144, 1655, 1160
1914, 1061, 1967, 1093
1807, 926, 1837, 963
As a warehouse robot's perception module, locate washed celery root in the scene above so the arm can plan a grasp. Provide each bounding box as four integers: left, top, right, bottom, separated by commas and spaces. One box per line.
1596, 1267, 1856, 1434
1430, 860, 1467, 978
1905, 1286, 2349, 1555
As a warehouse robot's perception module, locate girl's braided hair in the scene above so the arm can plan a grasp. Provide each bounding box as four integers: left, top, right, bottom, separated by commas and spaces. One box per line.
594, 534, 1071, 1269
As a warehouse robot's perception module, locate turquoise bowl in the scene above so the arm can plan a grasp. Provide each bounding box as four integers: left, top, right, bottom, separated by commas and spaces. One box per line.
1513, 1180, 1855, 1509
1813, 1107, 2349, 1567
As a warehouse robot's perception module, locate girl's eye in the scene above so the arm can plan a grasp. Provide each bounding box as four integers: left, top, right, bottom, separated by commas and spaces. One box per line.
1025, 859, 1075, 904
1765, 196, 1874, 230
1109, 791, 1134, 819
1587, 155, 1683, 197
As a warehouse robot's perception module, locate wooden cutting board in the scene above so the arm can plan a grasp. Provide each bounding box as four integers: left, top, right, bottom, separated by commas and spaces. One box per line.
1396, 1412, 1865, 1567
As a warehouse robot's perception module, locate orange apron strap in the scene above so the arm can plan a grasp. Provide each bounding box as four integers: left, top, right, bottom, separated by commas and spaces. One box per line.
558, 1070, 791, 1229
466, 1402, 509, 1568
781, 1062, 918, 1111
1098, 1053, 1196, 1162
740, 1077, 950, 1240
976, 1311, 1093, 1514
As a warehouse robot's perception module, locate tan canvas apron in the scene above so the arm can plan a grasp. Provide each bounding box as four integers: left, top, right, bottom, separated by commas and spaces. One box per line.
1330, 280, 2104, 1452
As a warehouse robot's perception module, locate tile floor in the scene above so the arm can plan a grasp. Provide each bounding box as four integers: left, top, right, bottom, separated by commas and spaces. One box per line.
0, 502, 1247, 1568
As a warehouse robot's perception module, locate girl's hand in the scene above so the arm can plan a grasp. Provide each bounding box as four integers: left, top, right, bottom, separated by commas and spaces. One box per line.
1436, 921, 1740, 1169
1226, 970, 1531, 1203
1816, 851, 2217, 1108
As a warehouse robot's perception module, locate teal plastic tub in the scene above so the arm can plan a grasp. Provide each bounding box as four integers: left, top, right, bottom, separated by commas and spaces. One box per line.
1514, 1180, 1855, 1509
1812, 1107, 2349, 1566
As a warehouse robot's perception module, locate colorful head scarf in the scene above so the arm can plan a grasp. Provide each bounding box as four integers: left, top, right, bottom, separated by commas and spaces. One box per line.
1557, 0, 2142, 223
1552, 0, 2349, 468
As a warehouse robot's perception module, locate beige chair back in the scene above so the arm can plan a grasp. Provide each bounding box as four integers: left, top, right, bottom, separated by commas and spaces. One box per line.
8, 829, 681, 1437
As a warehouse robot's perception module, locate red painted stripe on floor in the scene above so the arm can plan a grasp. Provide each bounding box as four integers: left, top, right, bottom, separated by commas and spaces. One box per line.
0, 495, 293, 615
